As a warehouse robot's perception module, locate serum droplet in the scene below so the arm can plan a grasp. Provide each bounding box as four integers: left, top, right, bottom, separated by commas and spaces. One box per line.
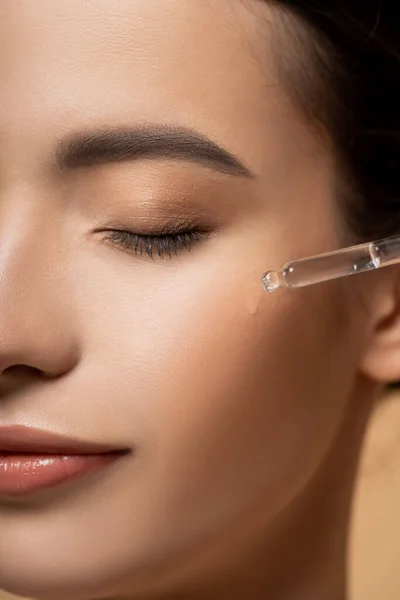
261, 271, 281, 292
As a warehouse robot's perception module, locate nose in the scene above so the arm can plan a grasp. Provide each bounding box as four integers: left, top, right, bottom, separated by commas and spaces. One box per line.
0, 206, 80, 382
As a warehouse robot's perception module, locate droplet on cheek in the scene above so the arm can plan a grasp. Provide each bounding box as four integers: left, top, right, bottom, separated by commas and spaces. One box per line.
245, 282, 264, 316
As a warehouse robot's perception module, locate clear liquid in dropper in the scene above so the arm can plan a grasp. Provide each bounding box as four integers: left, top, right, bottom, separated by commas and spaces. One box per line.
262, 242, 384, 292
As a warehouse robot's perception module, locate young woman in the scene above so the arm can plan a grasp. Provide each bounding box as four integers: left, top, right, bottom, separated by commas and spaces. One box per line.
0, 1, 399, 599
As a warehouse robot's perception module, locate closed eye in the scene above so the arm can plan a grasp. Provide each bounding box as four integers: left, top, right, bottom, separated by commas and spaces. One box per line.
102, 229, 211, 259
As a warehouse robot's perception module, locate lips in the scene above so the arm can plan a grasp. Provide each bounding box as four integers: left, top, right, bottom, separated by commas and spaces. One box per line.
0, 425, 129, 497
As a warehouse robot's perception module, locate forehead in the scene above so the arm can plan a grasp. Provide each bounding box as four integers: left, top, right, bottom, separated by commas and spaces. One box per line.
0, 0, 289, 171
0, 0, 269, 80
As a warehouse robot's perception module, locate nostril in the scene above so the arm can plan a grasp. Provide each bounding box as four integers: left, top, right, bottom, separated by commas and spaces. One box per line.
2, 364, 42, 378
0, 365, 43, 398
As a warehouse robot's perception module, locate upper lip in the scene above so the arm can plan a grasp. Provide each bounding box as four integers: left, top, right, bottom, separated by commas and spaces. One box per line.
0, 425, 127, 455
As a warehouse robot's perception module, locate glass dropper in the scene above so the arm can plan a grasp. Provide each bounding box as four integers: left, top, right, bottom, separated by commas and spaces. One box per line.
261, 234, 400, 292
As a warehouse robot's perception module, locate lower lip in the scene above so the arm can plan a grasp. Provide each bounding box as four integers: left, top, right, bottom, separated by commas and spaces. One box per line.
0, 453, 124, 496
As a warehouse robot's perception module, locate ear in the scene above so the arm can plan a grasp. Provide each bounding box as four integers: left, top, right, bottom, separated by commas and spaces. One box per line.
359, 267, 400, 383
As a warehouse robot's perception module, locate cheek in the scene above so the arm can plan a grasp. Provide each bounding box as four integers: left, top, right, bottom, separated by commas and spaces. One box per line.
151, 288, 352, 532
75, 250, 354, 543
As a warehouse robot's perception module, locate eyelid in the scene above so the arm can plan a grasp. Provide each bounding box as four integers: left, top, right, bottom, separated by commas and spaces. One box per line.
96, 214, 215, 237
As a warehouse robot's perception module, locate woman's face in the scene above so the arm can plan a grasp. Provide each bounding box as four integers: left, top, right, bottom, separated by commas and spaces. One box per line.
0, 1, 370, 599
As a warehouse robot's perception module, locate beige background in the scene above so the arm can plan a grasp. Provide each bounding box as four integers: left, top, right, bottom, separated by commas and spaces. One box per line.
1, 390, 400, 600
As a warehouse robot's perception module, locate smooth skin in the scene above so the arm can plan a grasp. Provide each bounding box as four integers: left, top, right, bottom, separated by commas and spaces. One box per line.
0, 2, 399, 599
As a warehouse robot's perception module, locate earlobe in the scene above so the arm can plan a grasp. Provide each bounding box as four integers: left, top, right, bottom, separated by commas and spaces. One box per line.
359, 269, 400, 384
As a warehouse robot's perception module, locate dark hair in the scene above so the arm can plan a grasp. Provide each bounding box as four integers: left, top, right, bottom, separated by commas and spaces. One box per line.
268, 0, 400, 244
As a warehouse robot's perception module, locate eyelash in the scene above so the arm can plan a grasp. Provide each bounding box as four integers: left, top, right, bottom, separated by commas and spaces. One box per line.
103, 228, 210, 259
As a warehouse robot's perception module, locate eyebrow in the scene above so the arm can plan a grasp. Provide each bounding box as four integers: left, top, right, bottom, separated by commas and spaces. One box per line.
54, 124, 254, 179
